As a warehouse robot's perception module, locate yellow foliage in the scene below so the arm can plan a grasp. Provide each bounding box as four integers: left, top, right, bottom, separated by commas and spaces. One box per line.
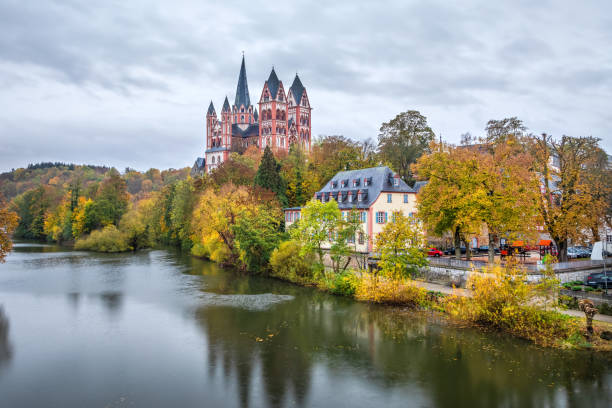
445, 262, 578, 346
355, 274, 428, 307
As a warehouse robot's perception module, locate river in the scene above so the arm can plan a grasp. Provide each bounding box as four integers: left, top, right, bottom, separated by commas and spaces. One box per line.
0, 243, 610, 407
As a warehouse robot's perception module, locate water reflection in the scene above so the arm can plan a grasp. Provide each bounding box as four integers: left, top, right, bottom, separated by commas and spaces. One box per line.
0, 307, 12, 368
0, 245, 610, 408
194, 283, 612, 408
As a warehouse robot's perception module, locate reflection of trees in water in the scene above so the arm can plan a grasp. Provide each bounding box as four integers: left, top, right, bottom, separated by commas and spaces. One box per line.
0, 306, 12, 368
99, 291, 123, 314
195, 282, 612, 408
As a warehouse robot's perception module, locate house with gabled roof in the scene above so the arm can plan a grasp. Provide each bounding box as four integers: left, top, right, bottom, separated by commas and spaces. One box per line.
284, 166, 419, 253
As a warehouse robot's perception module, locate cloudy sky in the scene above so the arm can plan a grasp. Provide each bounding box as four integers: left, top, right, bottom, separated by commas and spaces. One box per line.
1, 0, 611, 172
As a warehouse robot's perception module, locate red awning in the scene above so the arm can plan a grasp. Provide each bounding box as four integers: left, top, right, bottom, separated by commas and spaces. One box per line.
538, 240, 552, 246
511, 241, 524, 247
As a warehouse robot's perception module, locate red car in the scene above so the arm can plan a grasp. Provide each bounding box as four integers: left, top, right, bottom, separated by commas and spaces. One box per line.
427, 248, 443, 257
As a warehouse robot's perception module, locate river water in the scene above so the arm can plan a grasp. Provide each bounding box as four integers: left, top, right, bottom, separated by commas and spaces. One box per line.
0, 243, 610, 408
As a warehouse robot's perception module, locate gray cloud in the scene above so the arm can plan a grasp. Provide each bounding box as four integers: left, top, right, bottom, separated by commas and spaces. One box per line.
0, 0, 611, 172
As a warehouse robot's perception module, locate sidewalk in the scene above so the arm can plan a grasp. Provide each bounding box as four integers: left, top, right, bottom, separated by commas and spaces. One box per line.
415, 280, 612, 323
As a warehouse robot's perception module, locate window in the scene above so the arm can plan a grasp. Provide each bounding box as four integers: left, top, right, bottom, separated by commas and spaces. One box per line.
387, 194, 392, 203
347, 235, 355, 244
358, 192, 362, 202
285, 212, 289, 222
296, 212, 300, 221
360, 212, 367, 223
393, 177, 399, 186
376, 212, 387, 224
404, 194, 409, 203
348, 194, 353, 202
358, 232, 365, 245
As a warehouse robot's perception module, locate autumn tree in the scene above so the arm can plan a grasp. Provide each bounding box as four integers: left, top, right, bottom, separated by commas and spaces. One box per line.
531, 134, 610, 261
191, 183, 282, 268
0, 192, 19, 262
415, 140, 539, 262
375, 212, 428, 279
378, 110, 435, 186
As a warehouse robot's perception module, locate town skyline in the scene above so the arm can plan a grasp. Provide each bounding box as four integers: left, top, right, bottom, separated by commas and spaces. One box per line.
1, 0, 611, 172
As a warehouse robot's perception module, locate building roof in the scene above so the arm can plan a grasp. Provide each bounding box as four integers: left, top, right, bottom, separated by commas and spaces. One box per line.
234, 56, 251, 108
289, 74, 305, 105
231, 123, 260, 139
316, 166, 415, 209
194, 157, 205, 168
266, 68, 280, 99
413, 180, 428, 193
222, 96, 231, 112
207, 101, 215, 115
206, 146, 230, 153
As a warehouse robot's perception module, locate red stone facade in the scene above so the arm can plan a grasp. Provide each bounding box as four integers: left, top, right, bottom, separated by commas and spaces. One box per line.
204, 57, 311, 173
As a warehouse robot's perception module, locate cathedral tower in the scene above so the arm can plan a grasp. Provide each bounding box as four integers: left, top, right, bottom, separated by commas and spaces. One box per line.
258, 68, 288, 152
287, 74, 312, 151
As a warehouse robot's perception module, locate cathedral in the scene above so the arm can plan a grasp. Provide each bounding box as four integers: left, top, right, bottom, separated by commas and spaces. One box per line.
195, 56, 312, 174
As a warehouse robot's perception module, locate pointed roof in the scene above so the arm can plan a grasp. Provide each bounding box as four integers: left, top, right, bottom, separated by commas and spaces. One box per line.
253, 107, 258, 121
207, 101, 216, 115
222, 96, 230, 112
290, 74, 305, 105
266, 67, 280, 98
234, 56, 251, 108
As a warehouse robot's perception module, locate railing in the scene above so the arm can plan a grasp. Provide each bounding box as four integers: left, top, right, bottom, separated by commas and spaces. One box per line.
425, 256, 612, 273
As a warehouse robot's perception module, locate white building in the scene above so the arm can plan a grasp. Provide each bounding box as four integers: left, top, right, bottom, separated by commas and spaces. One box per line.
284, 166, 419, 253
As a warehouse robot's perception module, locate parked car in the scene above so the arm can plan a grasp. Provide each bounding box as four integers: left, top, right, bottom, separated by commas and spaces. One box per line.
427, 248, 444, 257
477, 245, 489, 254
566, 247, 580, 259
585, 272, 612, 289
573, 246, 591, 258
444, 247, 467, 255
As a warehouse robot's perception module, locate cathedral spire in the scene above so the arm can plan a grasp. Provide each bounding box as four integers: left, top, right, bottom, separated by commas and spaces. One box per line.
222, 96, 231, 112
234, 55, 251, 108
290, 74, 305, 104
207, 100, 216, 115
266, 67, 280, 99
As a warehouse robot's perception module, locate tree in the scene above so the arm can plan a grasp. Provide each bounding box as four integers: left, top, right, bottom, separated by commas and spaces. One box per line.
375, 212, 428, 279
414, 140, 539, 262
378, 110, 435, 186
254, 146, 288, 206
289, 199, 341, 267
191, 183, 282, 268
531, 134, 610, 262
232, 209, 283, 273
0, 192, 19, 262
484, 117, 527, 145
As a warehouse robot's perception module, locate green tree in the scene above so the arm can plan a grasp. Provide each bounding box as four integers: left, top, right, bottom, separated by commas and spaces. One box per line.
254, 146, 288, 206
289, 199, 341, 267
378, 110, 435, 186
232, 209, 283, 273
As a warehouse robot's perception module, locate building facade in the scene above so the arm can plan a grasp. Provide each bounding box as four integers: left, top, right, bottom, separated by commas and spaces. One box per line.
196, 56, 312, 174
284, 166, 419, 253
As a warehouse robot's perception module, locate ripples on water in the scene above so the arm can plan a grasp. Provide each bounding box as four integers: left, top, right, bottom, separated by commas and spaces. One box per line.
0, 243, 610, 408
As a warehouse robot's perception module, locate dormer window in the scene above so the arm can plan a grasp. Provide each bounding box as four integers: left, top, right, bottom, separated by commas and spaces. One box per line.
357, 191, 363, 201
393, 175, 400, 186
348, 192, 353, 202
341, 180, 346, 188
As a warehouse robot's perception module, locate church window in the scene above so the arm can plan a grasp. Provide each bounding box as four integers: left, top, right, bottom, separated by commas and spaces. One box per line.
241, 115, 244, 122
211, 156, 215, 164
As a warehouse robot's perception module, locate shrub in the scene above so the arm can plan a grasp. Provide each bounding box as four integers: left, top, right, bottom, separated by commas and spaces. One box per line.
355, 274, 428, 307
269, 240, 314, 283
584, 286, 594, 292
74, 225, 129, 252
571, 286, 582, 291
445, 263, 578, 346
326, 270, 359, 297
